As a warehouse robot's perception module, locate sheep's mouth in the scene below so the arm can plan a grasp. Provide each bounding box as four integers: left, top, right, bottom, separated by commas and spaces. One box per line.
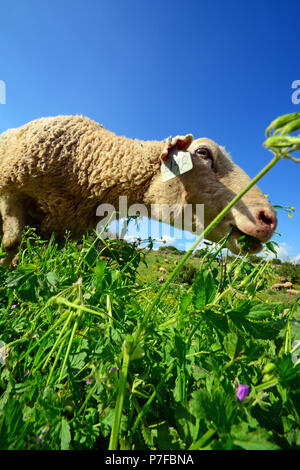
230, 226, 263, 253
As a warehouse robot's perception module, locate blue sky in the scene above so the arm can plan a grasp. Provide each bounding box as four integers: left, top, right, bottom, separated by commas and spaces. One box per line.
1, 0, 299, 259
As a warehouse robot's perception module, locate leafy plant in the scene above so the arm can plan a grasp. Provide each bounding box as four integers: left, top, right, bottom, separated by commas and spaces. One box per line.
0, 113, 300, 450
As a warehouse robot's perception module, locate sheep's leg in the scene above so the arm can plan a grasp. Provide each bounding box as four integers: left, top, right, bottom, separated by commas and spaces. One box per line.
0, 193, 25, 267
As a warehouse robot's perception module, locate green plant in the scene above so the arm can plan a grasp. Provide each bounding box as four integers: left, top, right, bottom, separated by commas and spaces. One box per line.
0, 113, 300, 451
277, 262, 300, 284
177, 263, 198, 285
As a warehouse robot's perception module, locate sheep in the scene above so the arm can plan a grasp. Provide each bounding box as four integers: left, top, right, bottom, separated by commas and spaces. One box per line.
287, 289, 300, 296
271, 283, 285, 290
0, 115, 277, 266
271, 282, 293, 291
159, 267, 167, 273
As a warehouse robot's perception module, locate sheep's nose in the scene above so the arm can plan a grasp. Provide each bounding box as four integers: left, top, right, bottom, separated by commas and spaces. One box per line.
255, 209, 277, 240
257, 210, 277, 230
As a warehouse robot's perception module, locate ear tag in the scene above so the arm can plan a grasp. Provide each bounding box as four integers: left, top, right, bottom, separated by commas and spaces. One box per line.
161, 150, 193, 182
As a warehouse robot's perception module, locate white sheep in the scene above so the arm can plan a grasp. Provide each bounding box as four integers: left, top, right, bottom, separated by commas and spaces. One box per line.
0, 115, 277, 266
159, 267, 167, 273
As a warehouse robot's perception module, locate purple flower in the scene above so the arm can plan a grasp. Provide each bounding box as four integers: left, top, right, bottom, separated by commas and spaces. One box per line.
10, 304, 17, 309
85, 377, 92, 383
37, 436, 42, 445
24, 369, 30, 376
236, 384, 250, 402
109, 367, 117, 373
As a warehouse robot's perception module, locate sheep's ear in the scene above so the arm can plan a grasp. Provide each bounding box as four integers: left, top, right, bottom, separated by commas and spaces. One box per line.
161, 134, 194, 162
175, 134, 193, 151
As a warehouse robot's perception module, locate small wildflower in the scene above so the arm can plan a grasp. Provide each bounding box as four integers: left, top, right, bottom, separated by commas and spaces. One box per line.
24, 369, 30, 376
85, 377, 92, 383
109, 367, 117, 373
288, 213, 293, 218
236, 384, 250, 402
37, 436, 42, 446
10, 304, 17, 309
264, 194, 269, 198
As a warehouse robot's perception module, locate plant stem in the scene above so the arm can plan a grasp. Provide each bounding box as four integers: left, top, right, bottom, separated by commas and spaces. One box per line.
131, 361, 175, 434
108, 343, 131, 450
255, 378, 279, 392
58, 319, 78, 383
41, 311, 74, 371
46, 333, 68, 386
189, 428, 216, 449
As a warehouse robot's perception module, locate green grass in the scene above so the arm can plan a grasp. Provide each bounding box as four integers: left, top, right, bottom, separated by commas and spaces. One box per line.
0, 112, 300, 450
0, 229, 300, 450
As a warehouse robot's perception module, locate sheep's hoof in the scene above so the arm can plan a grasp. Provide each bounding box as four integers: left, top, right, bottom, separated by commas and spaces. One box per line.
3, 236, 19, 253
0, 252, 19, 268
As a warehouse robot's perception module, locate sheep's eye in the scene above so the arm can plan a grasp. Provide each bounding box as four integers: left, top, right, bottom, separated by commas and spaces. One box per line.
195, 148, 210, 158
195, 147, 214, 168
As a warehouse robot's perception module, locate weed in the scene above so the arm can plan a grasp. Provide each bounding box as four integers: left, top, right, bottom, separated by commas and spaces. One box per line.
0, 113, 300, 450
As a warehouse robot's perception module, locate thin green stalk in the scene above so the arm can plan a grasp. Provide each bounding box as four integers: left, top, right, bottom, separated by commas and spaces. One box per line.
189, 428, 216, 450
106, 294, 113, 338
75, 210, 116, 276
32, 326, 71, 374
77, 382, 99, 417
41, 311, 74, 371
58, 319, 78, 383
108, 342, 131, 450
201, 230, 233, 271
284, 320, 292, 354
18, 310, 70, 362
55, 297, 123, 327
46, 333, 68, 386
29, 285, 75, 328
255, 377, 279, 392
131, 361, 175, 434
181, 232, 233, 300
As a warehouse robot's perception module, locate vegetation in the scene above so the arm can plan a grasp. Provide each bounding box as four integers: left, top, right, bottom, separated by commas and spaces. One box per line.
0, 229, 299, 450
0, 112, 299, 450
277, 262, 300, 284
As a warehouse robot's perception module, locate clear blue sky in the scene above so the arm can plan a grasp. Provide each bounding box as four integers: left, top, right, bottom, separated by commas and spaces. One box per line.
1, 0, 300, 259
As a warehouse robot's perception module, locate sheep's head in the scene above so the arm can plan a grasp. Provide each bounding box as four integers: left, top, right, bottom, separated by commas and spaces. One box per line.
180, 137, 277, 254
